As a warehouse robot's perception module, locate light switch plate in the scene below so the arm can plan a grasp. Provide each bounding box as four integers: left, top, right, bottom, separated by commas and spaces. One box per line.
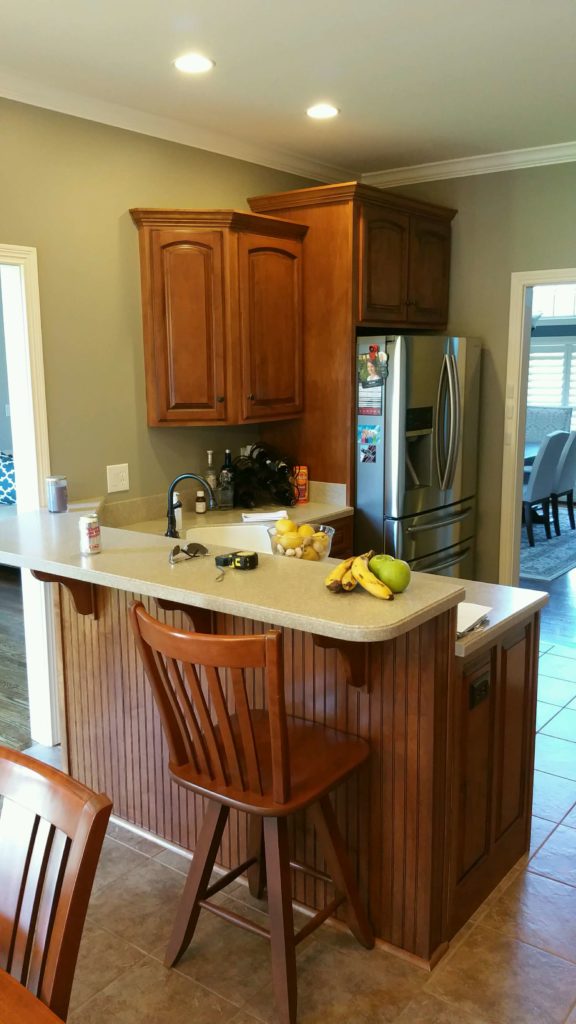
107, 463, 129, 493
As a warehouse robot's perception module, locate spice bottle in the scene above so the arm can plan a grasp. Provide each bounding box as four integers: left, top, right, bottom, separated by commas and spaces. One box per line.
195, 490, 207, 514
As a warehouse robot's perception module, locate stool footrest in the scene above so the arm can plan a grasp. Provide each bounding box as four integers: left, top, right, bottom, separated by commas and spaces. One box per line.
290, 858, 332, 886
199, 898, 270, 939
294, 894, 346, 946
204, 857, 257, 899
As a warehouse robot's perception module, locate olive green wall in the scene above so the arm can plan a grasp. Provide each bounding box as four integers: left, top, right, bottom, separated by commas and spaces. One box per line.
395, 164, 576, 581
0, 98, 313, 503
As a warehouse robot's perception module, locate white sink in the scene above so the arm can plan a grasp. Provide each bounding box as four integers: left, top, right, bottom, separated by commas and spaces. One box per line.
185, 523, 271, 554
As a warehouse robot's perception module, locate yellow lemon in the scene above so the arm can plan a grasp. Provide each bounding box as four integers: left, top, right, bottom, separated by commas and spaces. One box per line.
276, 519, 297, 536
280, 532, 301, 550
301, 546, 320, 561
312, 531, 329, 547
297, 523, 315, 539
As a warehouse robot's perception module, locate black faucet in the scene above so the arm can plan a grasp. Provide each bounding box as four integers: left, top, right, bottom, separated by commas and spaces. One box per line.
165, 473, 217, 538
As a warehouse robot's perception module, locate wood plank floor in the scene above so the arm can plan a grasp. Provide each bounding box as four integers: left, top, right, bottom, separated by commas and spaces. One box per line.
0, 564, 31, 750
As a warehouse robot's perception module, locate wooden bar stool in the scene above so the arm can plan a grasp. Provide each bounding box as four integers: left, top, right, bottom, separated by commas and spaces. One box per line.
129, 602, 374, 1024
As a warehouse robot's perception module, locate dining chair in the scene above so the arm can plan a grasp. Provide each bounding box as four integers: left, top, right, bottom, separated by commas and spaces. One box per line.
551, 430, 576, 535
129, 601, 374, 1024
522, 430, 569, 546
0, 746, 112, 1021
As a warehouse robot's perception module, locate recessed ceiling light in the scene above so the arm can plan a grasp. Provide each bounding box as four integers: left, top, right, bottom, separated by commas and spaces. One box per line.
306, 103, 339, 120
174, 52, 215, 74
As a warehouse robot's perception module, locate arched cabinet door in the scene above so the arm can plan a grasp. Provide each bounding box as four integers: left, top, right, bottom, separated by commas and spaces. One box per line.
359, 205, 410, 323
148, 229, 227, 424
238, 233, 303, 422
408, 216, 451, 326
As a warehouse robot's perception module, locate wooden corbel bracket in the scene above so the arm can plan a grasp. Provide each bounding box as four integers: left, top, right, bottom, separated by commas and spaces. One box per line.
312, 634, 370, 691
31, 571, 98, 618
155, 598, 215, 634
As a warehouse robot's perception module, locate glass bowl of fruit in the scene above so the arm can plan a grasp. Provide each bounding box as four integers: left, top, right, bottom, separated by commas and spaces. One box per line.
267, 521, 335, 561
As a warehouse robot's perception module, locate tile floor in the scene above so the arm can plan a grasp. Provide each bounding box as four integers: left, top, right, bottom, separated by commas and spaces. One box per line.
68, 636, 576, 1024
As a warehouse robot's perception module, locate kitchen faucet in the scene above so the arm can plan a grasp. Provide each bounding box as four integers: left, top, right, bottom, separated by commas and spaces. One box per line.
165, 473, 217, 538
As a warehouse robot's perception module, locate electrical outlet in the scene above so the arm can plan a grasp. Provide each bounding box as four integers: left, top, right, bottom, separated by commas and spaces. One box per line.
106, 463, 130, 493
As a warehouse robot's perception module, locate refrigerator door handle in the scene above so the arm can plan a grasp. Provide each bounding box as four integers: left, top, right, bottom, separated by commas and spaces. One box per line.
445, 354, 462, 490
406, 506, 473, 534
435, 354, 451, 488
411, 546, 472, 573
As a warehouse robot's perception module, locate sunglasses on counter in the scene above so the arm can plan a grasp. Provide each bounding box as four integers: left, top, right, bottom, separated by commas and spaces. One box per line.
168, 542, 208, 564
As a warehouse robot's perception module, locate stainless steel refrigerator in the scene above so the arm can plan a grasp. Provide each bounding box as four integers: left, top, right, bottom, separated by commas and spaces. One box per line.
355, 335, 481, 577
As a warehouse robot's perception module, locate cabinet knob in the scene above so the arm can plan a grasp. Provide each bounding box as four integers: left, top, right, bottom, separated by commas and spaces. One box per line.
216, 396, 225, 403
247, 393, 255, 401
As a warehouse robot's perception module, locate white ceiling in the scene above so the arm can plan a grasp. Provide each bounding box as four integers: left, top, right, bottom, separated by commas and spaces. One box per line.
1, 0, 576, 184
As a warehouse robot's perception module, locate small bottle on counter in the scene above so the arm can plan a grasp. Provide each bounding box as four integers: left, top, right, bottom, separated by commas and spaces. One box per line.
79, 512, 101, 555
295, 465, 309, 504
195, 490, 207, 514
172, 491, 183, 532
46, 475, 68, 513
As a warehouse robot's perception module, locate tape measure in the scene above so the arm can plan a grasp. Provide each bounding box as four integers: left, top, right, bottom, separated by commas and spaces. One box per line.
214, 550, 259, 570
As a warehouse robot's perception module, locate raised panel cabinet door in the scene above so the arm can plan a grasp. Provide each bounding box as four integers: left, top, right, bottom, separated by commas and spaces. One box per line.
407, 216, 451, 326
358, 204, 410, 323
149, 229, 227, 424
238, 233, 303, 421
454, 659, 495, 884
493, 626, 534, 840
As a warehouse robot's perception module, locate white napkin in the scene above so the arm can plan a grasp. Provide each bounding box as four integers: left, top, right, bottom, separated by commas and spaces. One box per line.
240, 510, 289, 522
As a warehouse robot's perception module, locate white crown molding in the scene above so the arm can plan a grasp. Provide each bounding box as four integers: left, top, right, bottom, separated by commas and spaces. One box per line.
0, 71, 355, 185
362, 140, 576, 188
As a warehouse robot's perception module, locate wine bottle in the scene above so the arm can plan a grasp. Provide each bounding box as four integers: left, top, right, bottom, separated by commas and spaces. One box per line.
217, 449, 235, 509
205, 450, 218, 492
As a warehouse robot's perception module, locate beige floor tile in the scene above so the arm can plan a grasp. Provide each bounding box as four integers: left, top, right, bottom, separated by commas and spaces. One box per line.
535, 735, 576, 782
229, 1014, 266, 1024
529, 816, 558, 856
564, 804, 576, 829
67, 955, 239, 1024
529, 824, 576, 887
245, 941, 426, 1024
537, 701, 561, 731
153, 846, 193, 873
68, 921, 146, 1012
395, 990, 491, 1023
539, 654, 576, 684
537, 677, 576, 708
92, 836, 152, 894
532, 770, 576, 822
426, 923, 576, 1024
106, 820, 164, 857
88, 858, 187, 953
481, 870, 576, 964
542, 707, 576, 743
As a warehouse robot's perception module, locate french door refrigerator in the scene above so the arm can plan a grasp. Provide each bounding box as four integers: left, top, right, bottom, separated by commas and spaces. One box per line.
355, 335, 481, 577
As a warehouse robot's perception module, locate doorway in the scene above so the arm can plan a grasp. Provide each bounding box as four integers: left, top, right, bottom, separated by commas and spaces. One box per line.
0, 246, 58, 748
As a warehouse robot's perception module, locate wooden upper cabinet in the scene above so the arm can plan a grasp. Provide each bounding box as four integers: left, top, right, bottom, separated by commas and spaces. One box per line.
238, 233, 303, 421
130, 209, 307, 427
359, 201, 452, 327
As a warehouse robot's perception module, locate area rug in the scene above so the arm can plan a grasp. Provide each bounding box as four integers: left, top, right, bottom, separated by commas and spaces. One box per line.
520, 506, 576, 582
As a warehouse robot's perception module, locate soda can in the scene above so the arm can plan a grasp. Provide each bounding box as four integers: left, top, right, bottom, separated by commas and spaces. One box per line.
79, 512, 101, 555
46, 475, 68, 513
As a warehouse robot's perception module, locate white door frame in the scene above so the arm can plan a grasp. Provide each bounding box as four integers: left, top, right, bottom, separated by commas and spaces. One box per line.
0, 246, 58, 745
499, 267, 576, 585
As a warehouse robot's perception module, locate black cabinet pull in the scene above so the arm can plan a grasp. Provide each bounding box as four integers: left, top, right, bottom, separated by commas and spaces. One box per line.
247, 393, 255, 401
216, 396, 225, 403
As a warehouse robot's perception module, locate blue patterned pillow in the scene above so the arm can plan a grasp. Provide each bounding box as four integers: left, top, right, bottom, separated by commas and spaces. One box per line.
0, 452, 16, 505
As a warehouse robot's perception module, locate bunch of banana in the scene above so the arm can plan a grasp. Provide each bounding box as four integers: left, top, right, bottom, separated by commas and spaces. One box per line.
324, 556, 357, 593
351, 553, 394, 600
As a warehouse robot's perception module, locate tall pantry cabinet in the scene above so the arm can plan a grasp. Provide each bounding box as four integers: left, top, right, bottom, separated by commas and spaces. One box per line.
248, 182, 456, 493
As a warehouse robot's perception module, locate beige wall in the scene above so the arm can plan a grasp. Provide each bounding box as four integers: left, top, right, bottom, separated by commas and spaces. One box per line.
0, 98, 313, 504
396, 164, 576, 580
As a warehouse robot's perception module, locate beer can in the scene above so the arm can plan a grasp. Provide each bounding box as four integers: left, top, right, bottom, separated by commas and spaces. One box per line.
79, 512, 101, 555
45, 475, 68, 513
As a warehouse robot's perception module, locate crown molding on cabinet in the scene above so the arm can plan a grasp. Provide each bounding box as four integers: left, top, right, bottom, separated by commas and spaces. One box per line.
362, 140, 576, 188
0, 70, 355, 185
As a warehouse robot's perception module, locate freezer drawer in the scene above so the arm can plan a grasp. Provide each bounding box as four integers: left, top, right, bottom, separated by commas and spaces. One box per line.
385, 499, 476, 562
408, 540, 475, 578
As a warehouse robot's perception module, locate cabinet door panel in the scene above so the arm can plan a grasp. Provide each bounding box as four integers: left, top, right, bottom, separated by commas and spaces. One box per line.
455, 661, 494, 881
494, 630, 531, 839
408, 217, 451, 326
238, 234, 303, 420
359, 205, 410, 323
151, 230, 227, 423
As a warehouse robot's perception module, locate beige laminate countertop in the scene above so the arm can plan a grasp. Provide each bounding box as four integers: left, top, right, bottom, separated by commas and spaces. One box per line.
453, 577, 548, 658
0, 509, 463, 643
120, 501, 353, 536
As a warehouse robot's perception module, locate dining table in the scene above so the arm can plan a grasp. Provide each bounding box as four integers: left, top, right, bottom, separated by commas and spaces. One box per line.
0, 970, 62, 1024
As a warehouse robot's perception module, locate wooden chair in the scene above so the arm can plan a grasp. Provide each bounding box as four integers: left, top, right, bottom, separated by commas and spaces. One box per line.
129, 601, 374, 1024
0, 746, 112, 1021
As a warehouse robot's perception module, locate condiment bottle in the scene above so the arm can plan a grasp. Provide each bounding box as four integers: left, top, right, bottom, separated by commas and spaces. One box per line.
195, 490, 207, 514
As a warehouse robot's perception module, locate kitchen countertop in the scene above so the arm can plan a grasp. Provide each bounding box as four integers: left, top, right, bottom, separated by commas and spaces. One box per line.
0, 509, 463, 643
453, 577, 548, 657
122, 501, 353, 537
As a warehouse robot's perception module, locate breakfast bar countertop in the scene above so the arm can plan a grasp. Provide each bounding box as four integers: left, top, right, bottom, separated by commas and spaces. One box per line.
0, 509, 465, 643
